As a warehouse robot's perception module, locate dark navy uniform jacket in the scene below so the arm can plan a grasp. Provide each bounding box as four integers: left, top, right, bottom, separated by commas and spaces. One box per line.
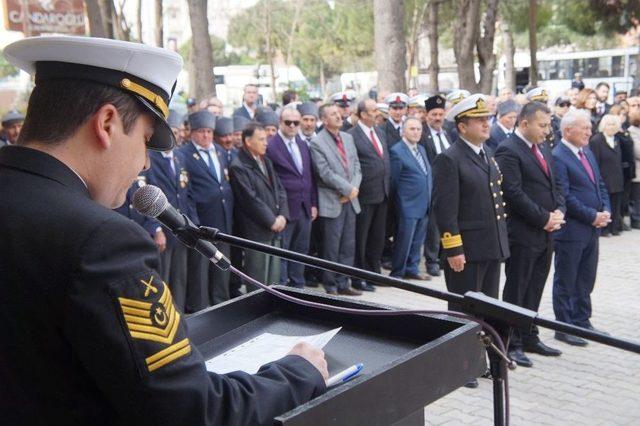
0, 146, 325, 425
179, 141, 234, 233
432, 139, 510, 262
144, 150, 199, 246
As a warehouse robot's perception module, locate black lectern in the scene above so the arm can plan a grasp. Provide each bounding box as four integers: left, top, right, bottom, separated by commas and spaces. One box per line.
187, 286, 486, 425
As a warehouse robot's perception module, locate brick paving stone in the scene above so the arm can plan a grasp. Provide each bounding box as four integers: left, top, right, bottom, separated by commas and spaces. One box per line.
318, 228, 640, 425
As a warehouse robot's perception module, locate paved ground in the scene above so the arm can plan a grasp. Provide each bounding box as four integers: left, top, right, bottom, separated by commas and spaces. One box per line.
336, 229, 640, 425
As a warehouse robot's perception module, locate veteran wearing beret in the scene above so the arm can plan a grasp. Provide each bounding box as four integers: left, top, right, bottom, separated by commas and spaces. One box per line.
432, 95, 510, 388
0, 36, 327, 425
0, 109, 24, 147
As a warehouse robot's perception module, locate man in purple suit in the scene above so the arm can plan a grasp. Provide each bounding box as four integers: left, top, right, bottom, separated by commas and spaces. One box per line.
267, 106, 318, 288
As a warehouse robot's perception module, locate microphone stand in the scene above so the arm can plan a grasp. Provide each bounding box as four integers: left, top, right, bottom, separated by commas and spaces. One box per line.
194, 226, 640, 426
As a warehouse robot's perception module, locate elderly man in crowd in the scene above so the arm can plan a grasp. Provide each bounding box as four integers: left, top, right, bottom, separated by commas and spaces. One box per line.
267, 107, 317, 289
0, 110, 24, 147
552, 109, 611, 346
310, 104, 362, 296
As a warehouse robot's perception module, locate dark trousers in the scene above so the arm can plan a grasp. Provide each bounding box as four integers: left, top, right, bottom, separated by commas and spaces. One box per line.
553, 234, 599, 327
444, 259, 501, 312
503, 242, 553, 348
159, 242, 188, 312
208, 242, 231, 305
228, 243, 243, 298
424, 207, 440, 268
304, 218, 323, 283
606, 192, 623, 234
382, 197, 396, 263
391, 215, 427, 277
243, 237, 281, 292
280, 214, 312, 288
185, 249, 209, 313
631, 182, 640, 224
319, 205, 356, 291
355, 200, 388, 283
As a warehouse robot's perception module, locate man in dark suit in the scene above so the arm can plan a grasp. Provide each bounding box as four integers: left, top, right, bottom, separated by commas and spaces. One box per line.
232, 83, 259, 120
179, 111, 234, 307
144, 112, 199, 312
433, 95, 510, 388
230, 122, 289, 289
485, 99, 519, 151
380, 93, 409, 148
390, 117, 432, 280
0, 36, 327, 425
348, 99, 390, 291
310, 104, 363, 296
266, 107, 317, 289
553, 109, 612, 346
420, 95, 451, 277
495, 102, 566, 367
594, 82, 612, 118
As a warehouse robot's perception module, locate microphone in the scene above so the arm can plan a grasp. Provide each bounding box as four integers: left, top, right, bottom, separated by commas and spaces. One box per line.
132, 184, 230, 270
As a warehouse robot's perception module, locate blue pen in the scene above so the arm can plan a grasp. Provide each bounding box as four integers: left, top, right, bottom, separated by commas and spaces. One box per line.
326, 363, 363, 387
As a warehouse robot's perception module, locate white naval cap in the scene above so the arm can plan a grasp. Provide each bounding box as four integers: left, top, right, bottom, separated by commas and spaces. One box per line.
446, 89, 471, 105
445, 93, 492, 122
525, 87, 549, 103
408, 93, 430, 109
3, 36, 183, 151
377, 103, 389, 115
384, 92, 410, 107
330, 90, 356, 106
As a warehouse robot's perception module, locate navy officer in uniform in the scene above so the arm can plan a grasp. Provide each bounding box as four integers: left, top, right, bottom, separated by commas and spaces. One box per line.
0, 36, 327, 425
432, 94, 510, 388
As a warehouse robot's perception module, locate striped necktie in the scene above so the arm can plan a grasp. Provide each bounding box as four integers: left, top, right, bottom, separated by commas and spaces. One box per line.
413, 146, 427, 174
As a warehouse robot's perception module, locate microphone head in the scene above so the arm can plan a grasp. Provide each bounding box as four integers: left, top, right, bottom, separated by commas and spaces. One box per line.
132, 184, 168, 218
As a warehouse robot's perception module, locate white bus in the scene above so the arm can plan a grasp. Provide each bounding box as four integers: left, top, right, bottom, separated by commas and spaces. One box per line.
497, 47, 639, 102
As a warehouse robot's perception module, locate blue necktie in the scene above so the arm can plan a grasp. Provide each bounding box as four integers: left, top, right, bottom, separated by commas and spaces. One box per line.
200, 149, 219, 181
413, 146, 427, 174
164, 156, 175, 177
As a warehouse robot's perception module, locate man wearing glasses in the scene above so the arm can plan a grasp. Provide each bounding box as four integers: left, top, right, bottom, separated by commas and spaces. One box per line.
267, 107, 318, 288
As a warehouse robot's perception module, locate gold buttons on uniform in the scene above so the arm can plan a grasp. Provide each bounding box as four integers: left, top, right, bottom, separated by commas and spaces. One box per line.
490, 182, 494, 187
495, 204, 499, 209
502, 202, 506, 206
496, 215, 501, 220
500, 191, 504, 195
493, 193, 497, 198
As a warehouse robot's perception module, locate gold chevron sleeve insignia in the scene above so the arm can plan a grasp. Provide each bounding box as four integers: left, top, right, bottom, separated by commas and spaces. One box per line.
118, 282, 181, 345
441, 232, 463, 249
145, 338, 191, 372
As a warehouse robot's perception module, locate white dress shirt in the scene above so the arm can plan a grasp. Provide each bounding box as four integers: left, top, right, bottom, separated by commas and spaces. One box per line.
193, 141, 221, 181
428, 125, 450, 155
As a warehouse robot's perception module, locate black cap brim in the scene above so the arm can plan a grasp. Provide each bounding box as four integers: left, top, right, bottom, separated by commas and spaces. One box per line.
134, 95, 175, 151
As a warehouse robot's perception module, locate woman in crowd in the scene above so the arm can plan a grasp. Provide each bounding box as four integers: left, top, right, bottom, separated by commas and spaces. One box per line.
575, 88, 599, 133
589, 114, 625, 236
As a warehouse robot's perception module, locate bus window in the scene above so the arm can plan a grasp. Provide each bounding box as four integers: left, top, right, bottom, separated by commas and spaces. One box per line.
611, 55, 625, 77
558, 60, 571, 79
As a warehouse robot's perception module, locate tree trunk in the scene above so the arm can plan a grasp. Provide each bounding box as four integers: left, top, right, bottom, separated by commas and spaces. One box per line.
319, 60, 326, 98
528, 0, 538, 86
187, 0, 216, 98
373, 0, 407, 95
453, 0, 480, 92
136, 0, 143, 42
112, 0, 130, 41
406, 1, 427, 90
264, 0, 277, 102
155, 0, 164, 47
86, 0, 108, 38
476, 0, 499, 95
501, 22, 516, 93
426, 0, 440, 92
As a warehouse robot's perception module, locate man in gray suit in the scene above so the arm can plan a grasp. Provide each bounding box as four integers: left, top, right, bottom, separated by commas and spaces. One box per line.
310, 104, 363, 295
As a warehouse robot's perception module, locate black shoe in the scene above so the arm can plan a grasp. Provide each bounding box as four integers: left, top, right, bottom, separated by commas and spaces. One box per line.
353, 281, 376, 292
583, 324, 610, 335
601, 231, 610, 237
403, 273, 432, 281
305, 281, 320, 288
632, 222, 640, 230
523, 341, 562, 357
508, 348, 533, 367
464, 378, 479, 388
381, 261, 392, 270
612, 231, 621, 236
337, 287, 363, 296
555, 332, 588, 346
427, 264, 441, 277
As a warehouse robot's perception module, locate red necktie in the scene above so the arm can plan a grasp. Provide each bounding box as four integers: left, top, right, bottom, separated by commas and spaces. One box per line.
531, 143, 549, 177
369, 130, 383, 158
579, 150, 595, 183
334, 134, 349, 176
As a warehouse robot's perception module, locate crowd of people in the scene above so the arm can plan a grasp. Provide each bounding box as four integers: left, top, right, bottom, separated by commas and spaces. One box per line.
3, 76, 640, 383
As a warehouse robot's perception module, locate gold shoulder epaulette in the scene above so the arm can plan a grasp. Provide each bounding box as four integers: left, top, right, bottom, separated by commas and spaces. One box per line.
441, 232, 463, 249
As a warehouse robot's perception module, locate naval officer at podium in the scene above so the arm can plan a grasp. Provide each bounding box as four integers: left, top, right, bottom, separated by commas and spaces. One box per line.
0, 36, 327, 425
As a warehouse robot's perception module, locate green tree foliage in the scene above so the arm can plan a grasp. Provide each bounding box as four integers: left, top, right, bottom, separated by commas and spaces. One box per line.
0, 53, 18, 80
227, 0, 374, 82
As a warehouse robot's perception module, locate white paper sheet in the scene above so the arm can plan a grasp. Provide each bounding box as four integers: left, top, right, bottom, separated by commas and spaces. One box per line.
205, 327, 341, 375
